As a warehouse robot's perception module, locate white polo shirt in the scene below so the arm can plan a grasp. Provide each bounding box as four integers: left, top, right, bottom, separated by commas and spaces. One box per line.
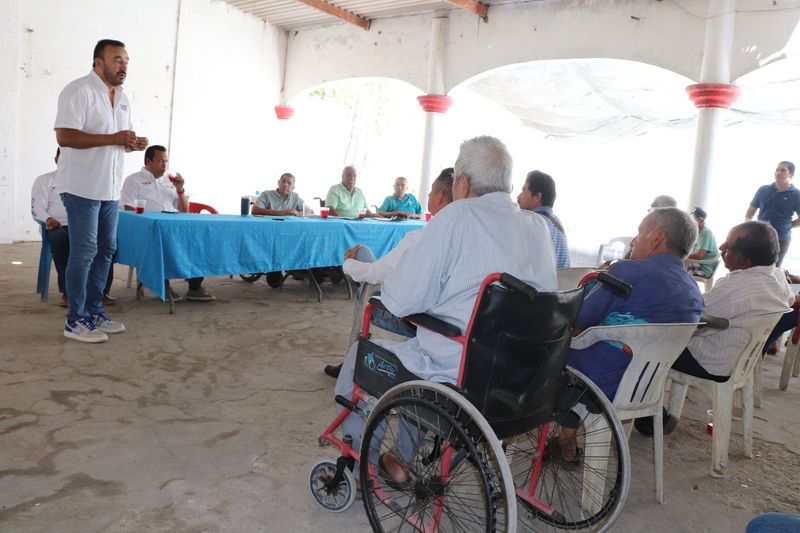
31, 171, 69, 225
120, 168, 180, 212
54, 71, 132, 201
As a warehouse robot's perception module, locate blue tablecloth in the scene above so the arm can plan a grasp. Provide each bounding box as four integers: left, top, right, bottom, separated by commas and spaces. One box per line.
116, 211, 424, 300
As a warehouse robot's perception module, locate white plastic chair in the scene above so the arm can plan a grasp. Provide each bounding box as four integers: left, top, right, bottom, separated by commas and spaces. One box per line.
665, 312, 785, 477
596, 236, 633, 266
556, 267, 596, 291
779, 321, 800, 391
683, 256, 720, 292
570, 322, 699, 503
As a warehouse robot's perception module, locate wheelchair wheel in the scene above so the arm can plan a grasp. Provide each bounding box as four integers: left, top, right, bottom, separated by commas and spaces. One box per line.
505, 368, 630, 532
239, 273, 262, 283
360, 381, 516, 532
308, 459, 358, 513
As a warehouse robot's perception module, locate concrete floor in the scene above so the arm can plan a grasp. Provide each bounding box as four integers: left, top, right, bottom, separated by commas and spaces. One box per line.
1, 241, 799, 532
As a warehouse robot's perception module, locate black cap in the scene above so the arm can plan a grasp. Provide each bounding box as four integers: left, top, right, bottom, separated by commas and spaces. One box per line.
691, 207, 707, 219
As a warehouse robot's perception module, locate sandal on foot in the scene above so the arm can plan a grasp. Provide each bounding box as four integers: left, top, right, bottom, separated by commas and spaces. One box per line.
378, 452, 411, 490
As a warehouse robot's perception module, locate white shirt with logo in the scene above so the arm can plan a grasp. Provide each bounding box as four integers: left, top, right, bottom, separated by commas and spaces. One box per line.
54, 71, 132, 201
120, 168, 180, 212
31, 171, 69, 225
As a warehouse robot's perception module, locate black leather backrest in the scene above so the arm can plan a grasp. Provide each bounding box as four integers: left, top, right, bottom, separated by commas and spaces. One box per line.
459, 284, 585, 440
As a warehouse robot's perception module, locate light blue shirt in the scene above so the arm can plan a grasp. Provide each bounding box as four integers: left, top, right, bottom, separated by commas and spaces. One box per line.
379, 193, 422, 215
532, 206, 570, 268
382, 192, 557, 383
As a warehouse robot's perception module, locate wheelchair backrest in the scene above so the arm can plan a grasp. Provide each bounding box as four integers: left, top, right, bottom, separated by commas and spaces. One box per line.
458, 282, 585, 440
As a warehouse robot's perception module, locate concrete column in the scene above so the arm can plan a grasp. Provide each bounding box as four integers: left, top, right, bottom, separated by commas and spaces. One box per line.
687, 0, 739, 211
0, 0, 21, 243
417, 15, 450, 212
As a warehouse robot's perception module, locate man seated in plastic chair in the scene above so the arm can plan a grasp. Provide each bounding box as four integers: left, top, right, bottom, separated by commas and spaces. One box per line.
685, 207, 719, 278
333, 136, 557, 480
120, 145, 215, 302
560, 208, 704, 457
636, 221, 795, 435
323, 168, 454, 379
31, 148, 115, 307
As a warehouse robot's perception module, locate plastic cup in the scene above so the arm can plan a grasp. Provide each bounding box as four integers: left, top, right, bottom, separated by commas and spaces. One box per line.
424, 212, 432, 221
706, 409, 713, 435
358, 208, 367, 219
167, 173, 177, 183
133, 199, 146, 214
320, 207, 330, 219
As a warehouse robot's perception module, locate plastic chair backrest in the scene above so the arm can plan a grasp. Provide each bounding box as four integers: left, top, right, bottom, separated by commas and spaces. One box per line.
727, 312, 786, 387
572, 323, 698, 413
596, 236, 633, 265
188, 202, 219, 214
556, 267, 596, 290
460, 283, 585, 440
36, 221, 52, 301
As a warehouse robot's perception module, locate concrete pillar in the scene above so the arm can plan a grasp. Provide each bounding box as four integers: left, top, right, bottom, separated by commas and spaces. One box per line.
417, 15, 450, 212
686, 0, 739, 211
0, 0, 21, 243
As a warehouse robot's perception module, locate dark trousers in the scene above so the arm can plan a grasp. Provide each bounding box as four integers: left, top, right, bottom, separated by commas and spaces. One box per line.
671, 348, 729, 383
47, 225, 113, 296
764, 309, 798, 354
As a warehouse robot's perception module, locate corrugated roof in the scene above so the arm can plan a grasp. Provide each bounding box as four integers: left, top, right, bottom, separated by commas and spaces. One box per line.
222, 0, 525, 31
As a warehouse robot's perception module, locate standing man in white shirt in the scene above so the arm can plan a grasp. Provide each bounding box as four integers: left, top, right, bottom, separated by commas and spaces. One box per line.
32, 149, 115, 308
55, 39, 147, 343
120, 145, 215, 302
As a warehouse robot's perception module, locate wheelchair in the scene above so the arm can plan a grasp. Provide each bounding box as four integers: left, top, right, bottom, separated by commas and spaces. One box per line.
310, 271, 632, 532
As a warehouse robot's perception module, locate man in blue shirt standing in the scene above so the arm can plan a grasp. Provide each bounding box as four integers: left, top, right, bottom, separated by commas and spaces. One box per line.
377, 177, 422, 218
518, 170, 570, 267
746, 161, 800, 266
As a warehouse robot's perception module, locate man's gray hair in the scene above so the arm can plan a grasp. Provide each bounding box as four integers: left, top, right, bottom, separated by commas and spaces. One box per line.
453, 136, 513, 196
651, 194, 677, 208
648, 207, 698, 258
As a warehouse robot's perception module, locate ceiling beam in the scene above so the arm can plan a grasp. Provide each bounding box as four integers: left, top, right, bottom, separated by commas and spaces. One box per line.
295, 0, 371, 30
444, 0, 489, 21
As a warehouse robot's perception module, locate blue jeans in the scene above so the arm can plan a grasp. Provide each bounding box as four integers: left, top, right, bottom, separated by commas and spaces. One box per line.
61, 193, 119, 322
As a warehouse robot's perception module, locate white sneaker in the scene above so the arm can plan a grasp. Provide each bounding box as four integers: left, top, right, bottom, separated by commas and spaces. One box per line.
64, 318, 109, 343
92, 312, 126, 334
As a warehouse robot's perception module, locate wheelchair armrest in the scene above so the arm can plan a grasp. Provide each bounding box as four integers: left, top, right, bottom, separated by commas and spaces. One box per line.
403, 313, 462, 338
698, 314, 729, 331
368, 296, 462, 338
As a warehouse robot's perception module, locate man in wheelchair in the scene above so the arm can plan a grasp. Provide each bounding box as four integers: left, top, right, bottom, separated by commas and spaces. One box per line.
333, 136, 558, 479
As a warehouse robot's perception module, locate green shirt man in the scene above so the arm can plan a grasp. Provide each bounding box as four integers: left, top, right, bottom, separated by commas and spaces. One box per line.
325, 165, 370, 218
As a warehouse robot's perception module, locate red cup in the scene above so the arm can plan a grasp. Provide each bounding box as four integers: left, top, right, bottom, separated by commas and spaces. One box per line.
320, 207, 330, 219
425, 212, 432, 221
167, 173, 177, 183
135, 207, 144, 214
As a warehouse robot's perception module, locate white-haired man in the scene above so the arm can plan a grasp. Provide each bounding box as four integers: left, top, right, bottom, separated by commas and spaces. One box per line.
333, 136, 557, 481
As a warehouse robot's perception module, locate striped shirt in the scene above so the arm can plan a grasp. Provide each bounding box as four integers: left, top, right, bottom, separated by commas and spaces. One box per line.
688, 265, 794, 376
381, 192, 557, 383
531, 206, 570, 268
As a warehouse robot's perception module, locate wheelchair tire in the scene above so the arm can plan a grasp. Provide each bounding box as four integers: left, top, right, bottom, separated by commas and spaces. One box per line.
239, 273, 262, 283
308, 459, 358, 513
360, 381, 516, 532
505, 367, 630, 532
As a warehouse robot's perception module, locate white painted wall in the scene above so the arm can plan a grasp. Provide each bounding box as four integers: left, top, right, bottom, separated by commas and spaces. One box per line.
0, 0, 284, 242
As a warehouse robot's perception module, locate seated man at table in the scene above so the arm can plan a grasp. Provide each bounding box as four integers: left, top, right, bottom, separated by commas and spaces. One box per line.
325, 165, 370, 218
251, 172, 306, 216
323, 168, 454, 378
334, 136, 557, 479
685, 207, 718, 278
120, 145, 215, 302
377, 177, 422, 219
31, 148, 115, 307
518, 170, 570, 268
635, 221, 794, 435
